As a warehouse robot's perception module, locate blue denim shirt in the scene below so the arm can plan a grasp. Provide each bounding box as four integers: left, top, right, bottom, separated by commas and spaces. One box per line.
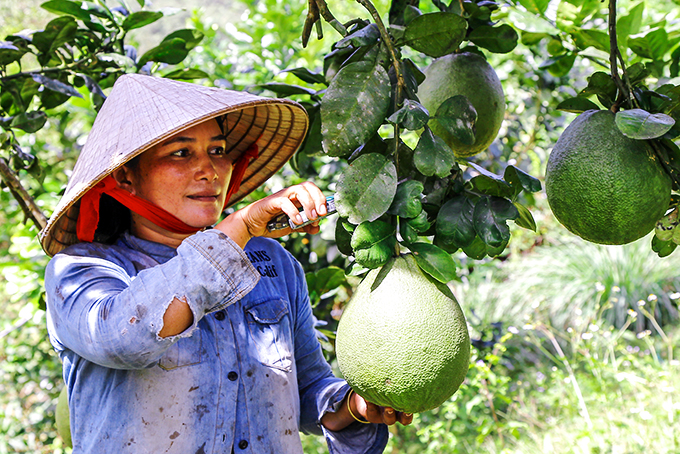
45, 229, 388, 453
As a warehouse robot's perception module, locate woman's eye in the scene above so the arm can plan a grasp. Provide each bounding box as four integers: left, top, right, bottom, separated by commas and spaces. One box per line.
210, 146, 225, 155
171, 148, 189, 157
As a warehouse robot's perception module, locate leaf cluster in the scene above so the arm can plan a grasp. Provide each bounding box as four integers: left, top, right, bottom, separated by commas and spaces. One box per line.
266, 0, 540, 283
0, 0, 207, 179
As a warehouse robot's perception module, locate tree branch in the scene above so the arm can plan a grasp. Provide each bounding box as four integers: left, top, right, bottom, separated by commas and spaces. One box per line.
0, 158, 48, 231
608, 0, 628, 112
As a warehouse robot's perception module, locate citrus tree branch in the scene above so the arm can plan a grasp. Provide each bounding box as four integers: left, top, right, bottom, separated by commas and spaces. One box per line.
0, 157, 48, 230
302, 0, 348, 47
608, 0, 629, 111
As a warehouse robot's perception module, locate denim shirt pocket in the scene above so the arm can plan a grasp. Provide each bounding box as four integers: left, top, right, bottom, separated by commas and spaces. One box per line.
244, 298, 293, 372
158, 329, 203, 370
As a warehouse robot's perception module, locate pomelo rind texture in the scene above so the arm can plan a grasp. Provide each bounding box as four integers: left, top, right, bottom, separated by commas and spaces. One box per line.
545, 109, 672, 245
336, 254, 470, 413
419, 52, 505, 158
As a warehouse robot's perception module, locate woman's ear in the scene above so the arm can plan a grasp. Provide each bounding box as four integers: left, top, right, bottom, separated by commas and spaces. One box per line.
112, 166, 135, 194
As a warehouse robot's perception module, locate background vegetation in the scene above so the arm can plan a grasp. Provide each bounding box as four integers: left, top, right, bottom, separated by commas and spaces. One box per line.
2, 0, 680, 452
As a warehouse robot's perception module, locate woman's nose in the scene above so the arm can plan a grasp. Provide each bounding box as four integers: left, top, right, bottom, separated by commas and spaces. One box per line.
194, 153, 218, 181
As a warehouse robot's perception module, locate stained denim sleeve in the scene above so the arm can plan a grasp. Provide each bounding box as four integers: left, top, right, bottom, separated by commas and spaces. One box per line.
285, 250, 389, 453
45, 230, 259, 370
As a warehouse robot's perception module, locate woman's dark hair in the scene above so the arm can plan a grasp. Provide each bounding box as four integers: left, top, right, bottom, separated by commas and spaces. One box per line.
92, 194, 132, 244
91, 158, 139, 244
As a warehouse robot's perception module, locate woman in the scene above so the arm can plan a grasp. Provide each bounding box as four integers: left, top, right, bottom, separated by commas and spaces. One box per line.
41, 74, 411, 453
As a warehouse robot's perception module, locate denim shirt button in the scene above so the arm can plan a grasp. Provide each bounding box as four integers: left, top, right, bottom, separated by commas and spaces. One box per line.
215, 311, 226, 321
227, 371, 238, 381
238, 439, 249, 449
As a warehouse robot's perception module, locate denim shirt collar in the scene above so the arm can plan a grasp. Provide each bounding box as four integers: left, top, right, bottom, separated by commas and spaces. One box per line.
119, 231, 178, 264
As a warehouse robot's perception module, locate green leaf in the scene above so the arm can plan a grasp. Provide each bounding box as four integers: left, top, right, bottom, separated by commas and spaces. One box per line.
387, 99, 429, 130
647, 28, 670, 61
406, 209, 431, 233
138, 38, 188, 67
404, 12, 467, 58
580, 71, 617, 107
408, 242, 457, 283
41, 0, 92, 21
335, 219, 355, 256
556, 97, 600, 113
32, 15, 77, 54
388, 180, 424, 218
122, 11, 163, 31
10, 111, 47, 133
400, 219, 418, 243
462, 235, 487, 260
513, 202, 537, 231
305, 266, 347, 302
473, 196, 519, 248
137, 30, 204, 68
652, 235, 677, 258
615, 109, 675, 140
258, 82, 318, 97
163, 29, 204, 49
626, 62, 651, 86
486, 238, 509, 257
572, 29, 610, 53
517, 0, 550, 14
351, 220, 397, 269
281, 67, 327, 85
0, 42, 25, 66
31, 74, 82, 98
321, 60, 391, 157
82, 1, 113, 19
617, 2, 644, 50
414, 127, 456, 177
436, 195, 476, 249
538, 52, 577, 78
521, 31, 550, 46
504, 165, 542, 193
336, 23, 380, 48
76, 73, 105, 98
98, 52, 136, 69
468, 24, 518, 54
336, 153, 397, 224
470, 174, 514, 198
162, 68, 210, 80
434, 95, 477, 146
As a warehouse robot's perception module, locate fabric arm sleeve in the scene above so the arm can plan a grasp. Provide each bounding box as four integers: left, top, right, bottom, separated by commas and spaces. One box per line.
289, 255, 388, 453
45, 230, 259, 369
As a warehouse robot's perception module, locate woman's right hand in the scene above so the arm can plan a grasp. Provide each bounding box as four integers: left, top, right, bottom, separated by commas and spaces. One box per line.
215, 182, 328, 248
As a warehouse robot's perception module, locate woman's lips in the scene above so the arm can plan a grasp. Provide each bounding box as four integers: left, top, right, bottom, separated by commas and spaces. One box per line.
188, 194, 219, 202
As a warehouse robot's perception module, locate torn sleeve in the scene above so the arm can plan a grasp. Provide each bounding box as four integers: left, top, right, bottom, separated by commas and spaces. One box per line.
45, 230, 259, 370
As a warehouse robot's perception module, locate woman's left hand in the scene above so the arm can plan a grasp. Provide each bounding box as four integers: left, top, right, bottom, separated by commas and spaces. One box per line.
351, 391, 414, 426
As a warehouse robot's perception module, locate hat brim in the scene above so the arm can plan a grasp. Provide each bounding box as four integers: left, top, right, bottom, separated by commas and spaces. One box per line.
39, 75, 308, 257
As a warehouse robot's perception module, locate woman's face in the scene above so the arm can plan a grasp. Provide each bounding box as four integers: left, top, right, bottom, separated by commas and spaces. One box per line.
124, 119, 233, 230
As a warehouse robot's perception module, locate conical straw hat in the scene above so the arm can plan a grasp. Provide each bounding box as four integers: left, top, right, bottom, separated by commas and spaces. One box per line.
40, 74, 308, 257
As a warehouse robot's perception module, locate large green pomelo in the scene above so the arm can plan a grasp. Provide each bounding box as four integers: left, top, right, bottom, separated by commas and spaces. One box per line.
545, 109, 672, 245
419, 52, 505, 158
56, 386, 72, 448
335, 254, 470, 413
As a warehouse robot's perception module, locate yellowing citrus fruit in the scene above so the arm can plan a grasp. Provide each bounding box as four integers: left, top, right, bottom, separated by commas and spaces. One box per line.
545, 109, 672, 245
335, 254, 470, 413
56, 386, 72, 448
419, 52, 505, 158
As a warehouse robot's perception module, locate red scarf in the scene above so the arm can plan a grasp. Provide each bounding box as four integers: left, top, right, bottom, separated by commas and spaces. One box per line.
76, 143, 259, 242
